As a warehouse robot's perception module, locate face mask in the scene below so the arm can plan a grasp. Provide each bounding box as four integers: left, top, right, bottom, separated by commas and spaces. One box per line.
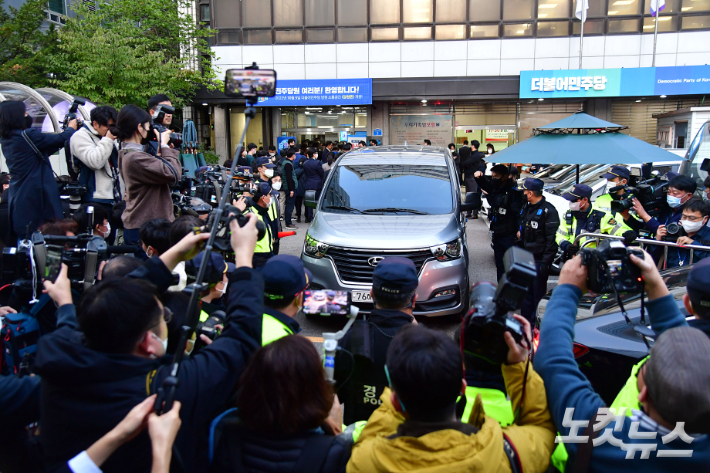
667, 195, 684, 208
315, 153, 319, 159
25, 115, 33, 129
703, 192, 709, 201
269, 152, 276, 157
681, 218, 706, 234
271, 181, 282, 191
569, 201, 582, 212
99, 222, 111, 239
487, 149, 492, 154
264, 168, 274, 178
492, 177, 502, 187
218, 279, 228, 296
152, 332, 168, 356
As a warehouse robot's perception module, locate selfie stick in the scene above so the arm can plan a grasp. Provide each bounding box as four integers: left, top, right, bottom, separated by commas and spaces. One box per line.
322, 306, 359, 384
154, 64, 262, 416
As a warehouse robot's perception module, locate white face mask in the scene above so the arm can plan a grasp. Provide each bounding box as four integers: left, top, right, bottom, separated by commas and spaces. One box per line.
264, 168, 274, 178
487, 149, 492, 154
218, 279, 228, 296
269, 152, 276, 157
569, 201, 582, 212
152, 332, 168, 356
99, 222, 110, 238
314, 153, 319, 159
681, 218, 707, 234
272, 181, 282, 191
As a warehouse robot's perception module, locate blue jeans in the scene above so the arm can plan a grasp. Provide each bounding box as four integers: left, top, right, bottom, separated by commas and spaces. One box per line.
285, 193, 296, 225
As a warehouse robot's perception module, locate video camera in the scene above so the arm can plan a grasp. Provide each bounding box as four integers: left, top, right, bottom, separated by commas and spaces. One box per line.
581, 239, 644, 294
62, 98, 85, 130
462, 247, 536, 365
151, 104, 182, 149
57, 178, 88, 212
609, 169, 669, 217
189, 166, 255, 207
207, 204, 266, 252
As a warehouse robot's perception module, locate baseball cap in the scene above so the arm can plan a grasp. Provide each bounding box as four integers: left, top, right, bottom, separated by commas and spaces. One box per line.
187, 251, 234, 285
517, 178, 544, 193
562, 184, 593, 201
254, 182, 272, 198
372, 257, 419, 294
687, 258, 710, 308
601, 165, 630, 181
644, 326, 710, 434
262, 255, 313, 300
255, 157, 276, 169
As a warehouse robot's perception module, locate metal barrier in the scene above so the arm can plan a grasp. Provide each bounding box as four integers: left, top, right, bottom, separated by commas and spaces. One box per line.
573, 232, 710, 269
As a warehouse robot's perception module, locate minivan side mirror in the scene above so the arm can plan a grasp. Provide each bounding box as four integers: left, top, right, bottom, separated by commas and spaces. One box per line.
305, 190, 318, 208
461, 192, 481, 212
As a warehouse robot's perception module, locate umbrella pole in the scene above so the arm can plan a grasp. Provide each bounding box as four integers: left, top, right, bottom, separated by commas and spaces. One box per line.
576, 164, 580, 184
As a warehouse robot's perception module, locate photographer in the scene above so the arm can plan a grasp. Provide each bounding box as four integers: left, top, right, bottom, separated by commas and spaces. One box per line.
246, 182, 276, 268
35, 215, 263, 473
348, 324, 556, 472
633, 175, 697, 238
658, 199, 710, 267
69, 106, 121, 209
593, 165, 645, 233
474, 164, 523, 280
112, 105, 181, 248
73, 203, 111, 239
535, 252, 710, 470
0, 100, 78, 239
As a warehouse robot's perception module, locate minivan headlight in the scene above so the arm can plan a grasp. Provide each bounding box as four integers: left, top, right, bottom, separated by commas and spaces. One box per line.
304, 233, 329, 259
430, 239, 462, 261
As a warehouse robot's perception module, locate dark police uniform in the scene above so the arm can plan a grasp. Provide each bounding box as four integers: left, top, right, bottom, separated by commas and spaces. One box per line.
475, 173, 523, 281
334, 257, 417, 426
517, 178, 560, 324
260, 255, 311, 346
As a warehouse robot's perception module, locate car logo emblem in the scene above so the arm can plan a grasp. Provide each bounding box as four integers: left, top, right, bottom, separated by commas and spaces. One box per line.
368, 257, 384, 267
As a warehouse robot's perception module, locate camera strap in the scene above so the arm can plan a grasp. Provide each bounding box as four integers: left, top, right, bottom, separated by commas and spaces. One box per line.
22, 130, 59, 178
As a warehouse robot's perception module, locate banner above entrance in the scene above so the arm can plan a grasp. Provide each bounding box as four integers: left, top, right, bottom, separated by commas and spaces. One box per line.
257, 78, 372, 107
520, 66, 710, 99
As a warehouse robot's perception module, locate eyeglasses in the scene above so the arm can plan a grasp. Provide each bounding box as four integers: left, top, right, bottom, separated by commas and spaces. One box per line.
682, 214, 705, 222
163, 306, 173, 324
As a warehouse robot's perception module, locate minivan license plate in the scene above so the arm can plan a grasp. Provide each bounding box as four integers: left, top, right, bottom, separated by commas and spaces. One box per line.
352, 290, 373, 303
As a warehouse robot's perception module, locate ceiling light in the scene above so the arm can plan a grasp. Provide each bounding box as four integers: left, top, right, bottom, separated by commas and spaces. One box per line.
682, 6, 692, 10
608, 10, 618, 14
613, 0, 634, 5
517, 30, 525, 33
659, 16, 671, 20
643, 25, 654, 28
636, 99, 642, 102
421, 99, 427, 103
202, 103, 208, 106
538, 98, 544, 101
539, 13, 548, 17
660, 95, 667, 98
539, 3, 558, 8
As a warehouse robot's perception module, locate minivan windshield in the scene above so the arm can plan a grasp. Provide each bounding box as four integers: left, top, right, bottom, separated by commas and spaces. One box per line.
321, 163, 453, 215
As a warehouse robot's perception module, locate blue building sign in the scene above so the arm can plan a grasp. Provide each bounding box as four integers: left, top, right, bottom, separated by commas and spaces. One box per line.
257, 78, 372, 107
520, 66, 710, 99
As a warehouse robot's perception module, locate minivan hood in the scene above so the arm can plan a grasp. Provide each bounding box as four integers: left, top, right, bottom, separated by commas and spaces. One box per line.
308, 212, 460, 249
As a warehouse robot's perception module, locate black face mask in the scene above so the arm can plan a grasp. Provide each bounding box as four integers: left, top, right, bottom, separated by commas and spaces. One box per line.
24, 115, 33, 129
492, 177, 504, 187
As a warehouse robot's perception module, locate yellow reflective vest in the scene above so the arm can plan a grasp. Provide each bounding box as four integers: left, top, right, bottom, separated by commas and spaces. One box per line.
248, 204, 275, 254
556, 207, 632, 249
261, 313, 293, 346
610, 356, 649, 417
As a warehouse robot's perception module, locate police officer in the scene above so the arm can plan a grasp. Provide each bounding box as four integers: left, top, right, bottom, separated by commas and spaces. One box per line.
247, 182, 276, 268
474, 164, 523, 281
260, 255, 310, 345
517, 178, 560, 324
556, 183, 636, 256
253, 157, 281, 253
185, 251, 234, 319
593, 165, 645, 233
334, 257, 419, 426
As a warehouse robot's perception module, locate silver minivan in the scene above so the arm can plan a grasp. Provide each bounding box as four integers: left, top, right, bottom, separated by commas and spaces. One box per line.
301, 146, 480, 319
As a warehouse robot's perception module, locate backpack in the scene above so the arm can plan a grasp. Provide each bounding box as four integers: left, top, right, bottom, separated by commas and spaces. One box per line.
1, 294, 51, 376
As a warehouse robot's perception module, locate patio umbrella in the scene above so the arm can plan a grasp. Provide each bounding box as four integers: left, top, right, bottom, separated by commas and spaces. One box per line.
487, 111, 682, 182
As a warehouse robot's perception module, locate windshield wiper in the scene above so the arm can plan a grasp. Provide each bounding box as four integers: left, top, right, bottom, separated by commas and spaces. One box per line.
324, 205, 365, 214
363, 207, 429, 215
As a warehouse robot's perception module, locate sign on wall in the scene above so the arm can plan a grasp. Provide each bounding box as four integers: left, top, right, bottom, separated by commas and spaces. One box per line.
257, 79, 372, 106
390, 115, 453, 146
520, 66, 710, 99
485, 129, 510, 142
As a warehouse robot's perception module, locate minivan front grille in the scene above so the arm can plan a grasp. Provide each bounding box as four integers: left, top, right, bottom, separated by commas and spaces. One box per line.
327, 246, 433, 284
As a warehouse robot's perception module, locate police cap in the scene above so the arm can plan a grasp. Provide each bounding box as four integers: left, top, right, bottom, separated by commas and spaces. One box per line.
254, 182, 272, 198
687, 258, 710, 307
517, 178, 544, 192
262, 255, 312, 299
372, 257, 419, 294
255, 157, 276, 169
562, 184, 593, 202
601, 165, 630, 181
188, 251, 234, 285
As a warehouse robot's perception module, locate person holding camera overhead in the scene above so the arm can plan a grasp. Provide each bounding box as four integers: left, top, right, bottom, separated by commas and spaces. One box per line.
0, 101, 78, 240
112, 105, 181, 248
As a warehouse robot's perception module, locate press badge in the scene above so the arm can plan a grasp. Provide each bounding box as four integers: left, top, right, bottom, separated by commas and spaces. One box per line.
498, 208, 507, 215
531, 221, 539, 229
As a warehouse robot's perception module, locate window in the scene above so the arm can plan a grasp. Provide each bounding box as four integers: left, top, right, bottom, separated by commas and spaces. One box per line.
306, 0, 334, 25
371, 0, 401, 23
537, 20, 570, 36
682, 14, 710, 28
573, 19, 604, 34
503, 22, 533, 36
307, 29, 335, 42
243, 29, 272, 44
371, 27, 400, 40
275, 30, 303, 43
469, 0, 500, 21
213, 0, 240, 28
436, 0, 466, 22
608, 18, 640, 33
644, 0, 680, 13
242, 0, 271, 28
404, 26, 433, 39
338, 0, 367, 25
608, 0, 641, 17
274, 0, 303, 27
200, 4, 210, 22
643, 16, 678, 31
537, 0, 570, 19
436, 24, 466, 39
338, 27, 368, 41
217, 29, 242, 44
682, 0, 710, 12
470, 23, 499, 37
404, 0, 433, 23
503, 0, 534, 20
48, 0, 65, 14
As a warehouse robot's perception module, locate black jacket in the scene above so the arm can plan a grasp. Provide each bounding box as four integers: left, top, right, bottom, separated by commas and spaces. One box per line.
210, 420, 352, 473
34, 257, 264, 473
475, 177, 522, 236
0, 373, 40, 436
518, 197, 560, 266
333, 309, 413, 426
304, 158, 325, 191
461, 149, 484, 174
